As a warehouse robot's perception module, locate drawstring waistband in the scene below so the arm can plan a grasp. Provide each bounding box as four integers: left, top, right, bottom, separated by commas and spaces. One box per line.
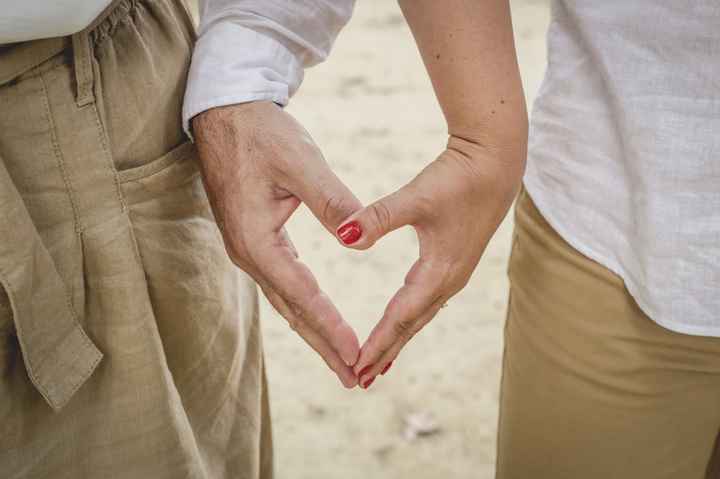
0, 0, 124, 103
70, 0, 126, 106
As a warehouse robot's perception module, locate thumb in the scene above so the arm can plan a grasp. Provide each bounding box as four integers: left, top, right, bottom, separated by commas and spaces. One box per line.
293, 166, 364, 235
335, 184, 419, 250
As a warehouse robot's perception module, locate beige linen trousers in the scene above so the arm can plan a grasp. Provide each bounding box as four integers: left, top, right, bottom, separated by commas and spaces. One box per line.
0, 1, 273, 477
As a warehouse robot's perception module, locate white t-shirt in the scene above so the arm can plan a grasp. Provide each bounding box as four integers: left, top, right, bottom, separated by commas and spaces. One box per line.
0, 0, 113, 43
524, 1, 720, 335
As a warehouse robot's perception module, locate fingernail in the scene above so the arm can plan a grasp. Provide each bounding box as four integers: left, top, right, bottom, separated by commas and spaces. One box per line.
357, 365, 373, 378
381, 361, 393, 375
361, 376, 376, 389
337, 221, 362, 245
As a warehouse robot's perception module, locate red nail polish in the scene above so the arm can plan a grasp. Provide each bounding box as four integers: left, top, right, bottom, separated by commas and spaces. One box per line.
337, 221, 362, 245
381, 361, 393, 375
357, 365, 373, 378
362, 376, 376, 389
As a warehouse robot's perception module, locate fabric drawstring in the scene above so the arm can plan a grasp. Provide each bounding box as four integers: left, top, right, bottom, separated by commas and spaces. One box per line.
71, 0, 127, 106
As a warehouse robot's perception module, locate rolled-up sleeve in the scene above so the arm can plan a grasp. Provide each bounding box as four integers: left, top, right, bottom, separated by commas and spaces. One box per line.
182, 0, 356, 135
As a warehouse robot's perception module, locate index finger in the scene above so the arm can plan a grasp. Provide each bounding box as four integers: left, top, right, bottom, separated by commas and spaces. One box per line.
261, 285, 358, 388
353, 258, 448, 381
253, 239, 360, 367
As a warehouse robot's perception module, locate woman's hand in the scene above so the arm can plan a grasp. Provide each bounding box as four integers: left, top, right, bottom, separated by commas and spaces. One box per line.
336, 135, 525, 388
193, 101, 363, 388
336, 0, 528, 388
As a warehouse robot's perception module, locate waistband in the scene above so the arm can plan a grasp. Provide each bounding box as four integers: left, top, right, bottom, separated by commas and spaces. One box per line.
0, 0, 124, 88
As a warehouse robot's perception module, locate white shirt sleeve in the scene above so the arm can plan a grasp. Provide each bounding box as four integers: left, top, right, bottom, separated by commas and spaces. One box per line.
182, 0, 356, 135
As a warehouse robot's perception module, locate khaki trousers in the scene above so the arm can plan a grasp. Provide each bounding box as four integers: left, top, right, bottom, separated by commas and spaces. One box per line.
497, 188, 720, 479
0, 1, 273, 477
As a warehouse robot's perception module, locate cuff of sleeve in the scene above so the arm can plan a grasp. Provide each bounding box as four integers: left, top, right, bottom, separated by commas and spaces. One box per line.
182, 21, 305, 138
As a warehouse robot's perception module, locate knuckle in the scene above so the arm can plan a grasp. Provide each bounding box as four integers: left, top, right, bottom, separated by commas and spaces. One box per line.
392, 317, 416, 339
285, 298, 306, 322
369, 201, 393, 234
279, 296, 308, 333
322, 194, 350, 227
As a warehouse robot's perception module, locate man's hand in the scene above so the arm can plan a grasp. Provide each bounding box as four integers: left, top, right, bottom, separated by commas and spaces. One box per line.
192, 101, 362, 388
336, 136, 525, 388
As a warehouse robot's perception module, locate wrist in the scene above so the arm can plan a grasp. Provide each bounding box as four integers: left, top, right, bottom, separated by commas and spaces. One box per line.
446, 133, 526, 195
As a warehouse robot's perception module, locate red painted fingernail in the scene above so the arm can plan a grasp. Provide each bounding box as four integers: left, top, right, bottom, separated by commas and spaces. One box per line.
381, 361, 393, 375
362, 376, 376, 389
357, 365, 373, 378
337, 221, 362, 245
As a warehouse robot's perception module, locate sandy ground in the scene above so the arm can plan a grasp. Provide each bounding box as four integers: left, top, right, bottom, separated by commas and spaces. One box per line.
190, 1, 550, 477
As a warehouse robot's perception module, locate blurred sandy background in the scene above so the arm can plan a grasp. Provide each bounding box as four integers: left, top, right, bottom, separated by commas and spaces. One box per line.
189, 1, 550, 477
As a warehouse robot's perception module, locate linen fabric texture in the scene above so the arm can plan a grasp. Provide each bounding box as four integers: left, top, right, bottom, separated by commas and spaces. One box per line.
524, 1, 720, 335
0, 1, 273, 477
182, 0, 356, 134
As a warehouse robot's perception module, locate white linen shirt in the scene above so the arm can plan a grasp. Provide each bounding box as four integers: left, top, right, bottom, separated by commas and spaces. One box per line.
182, 0, 355, 134
525, 1, 720, 335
